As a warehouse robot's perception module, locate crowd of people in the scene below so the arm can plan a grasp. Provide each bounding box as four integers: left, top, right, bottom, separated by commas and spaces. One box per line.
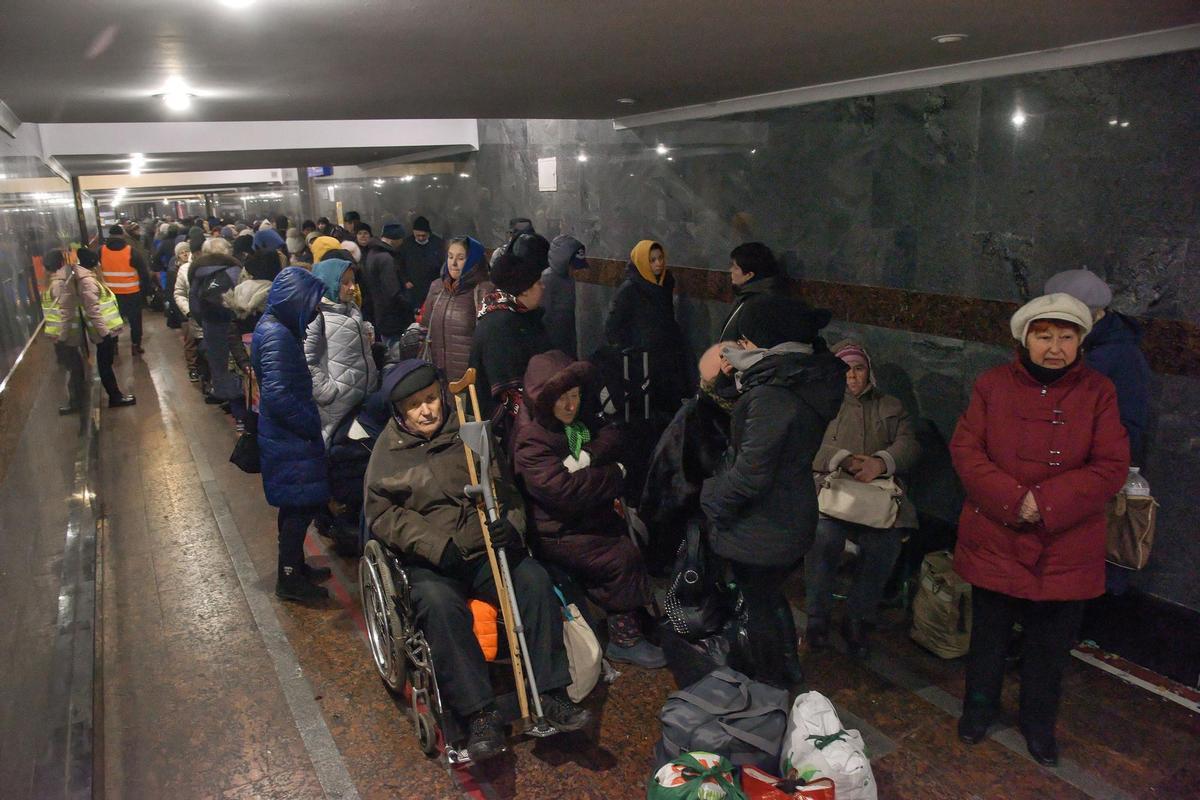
42, 209, 1150, 768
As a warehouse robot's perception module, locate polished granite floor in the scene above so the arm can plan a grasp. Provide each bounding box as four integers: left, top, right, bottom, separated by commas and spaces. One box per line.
18, 315, 1193, 799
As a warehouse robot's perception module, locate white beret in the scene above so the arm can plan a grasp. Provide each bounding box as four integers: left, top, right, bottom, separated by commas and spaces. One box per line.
1010, 293, 1094, 342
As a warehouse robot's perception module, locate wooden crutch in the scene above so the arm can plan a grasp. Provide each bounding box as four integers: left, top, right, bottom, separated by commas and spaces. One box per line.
448, 368, 533, 727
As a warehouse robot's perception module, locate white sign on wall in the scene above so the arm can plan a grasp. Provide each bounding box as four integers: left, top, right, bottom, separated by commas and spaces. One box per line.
537, 157, 557, 192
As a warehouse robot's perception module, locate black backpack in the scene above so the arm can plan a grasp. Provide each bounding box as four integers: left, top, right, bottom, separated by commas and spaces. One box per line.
196, 266, 238, 317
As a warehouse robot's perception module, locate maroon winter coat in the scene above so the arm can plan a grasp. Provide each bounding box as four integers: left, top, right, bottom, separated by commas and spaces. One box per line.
513, 351, 625, 540
951, 358, 1129, 601
422, 270, 493, 382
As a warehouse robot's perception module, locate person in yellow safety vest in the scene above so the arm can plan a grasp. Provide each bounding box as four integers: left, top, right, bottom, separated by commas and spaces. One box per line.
99, 224, 150, 356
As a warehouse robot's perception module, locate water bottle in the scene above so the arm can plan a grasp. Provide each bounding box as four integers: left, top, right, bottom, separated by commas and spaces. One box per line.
1122, 467, 1150, 497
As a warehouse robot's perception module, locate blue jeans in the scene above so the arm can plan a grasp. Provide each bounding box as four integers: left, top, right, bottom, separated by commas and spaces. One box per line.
804, 517, 908, 624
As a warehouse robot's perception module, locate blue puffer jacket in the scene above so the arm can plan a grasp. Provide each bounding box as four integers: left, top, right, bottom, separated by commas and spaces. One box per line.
252, 268, 330, 508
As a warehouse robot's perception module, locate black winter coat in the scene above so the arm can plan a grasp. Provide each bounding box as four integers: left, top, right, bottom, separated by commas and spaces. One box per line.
700, 350, 846, 567
397, 234, 446, 305
360, 239, 411, 337
719, 276, 782, 342
469, 307, 553, 419
604, 265, 691, 413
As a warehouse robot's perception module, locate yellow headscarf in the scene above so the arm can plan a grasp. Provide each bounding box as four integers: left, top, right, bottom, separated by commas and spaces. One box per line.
630, 239, 667, 285
309, 235, 342, 264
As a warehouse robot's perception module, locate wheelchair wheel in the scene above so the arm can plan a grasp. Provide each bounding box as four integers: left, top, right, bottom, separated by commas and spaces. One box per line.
360, 540, 407, 694
416, 709, 439, 757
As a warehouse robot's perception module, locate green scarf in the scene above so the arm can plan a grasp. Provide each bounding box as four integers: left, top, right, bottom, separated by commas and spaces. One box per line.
564, 421, 591, 458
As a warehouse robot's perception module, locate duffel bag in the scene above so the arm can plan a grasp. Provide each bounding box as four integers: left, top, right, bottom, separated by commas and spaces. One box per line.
655, 667, 788, 772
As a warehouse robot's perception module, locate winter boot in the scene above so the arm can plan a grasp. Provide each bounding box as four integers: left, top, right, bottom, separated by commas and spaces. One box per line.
465, 707, 507, 762
275, 565, 329, 603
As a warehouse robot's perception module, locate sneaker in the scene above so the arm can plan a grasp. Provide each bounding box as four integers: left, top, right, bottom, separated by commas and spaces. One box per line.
301, 562, 332, 582
539, 691, 591, 732
465, 708, 507, 762
235, 420, 245, 433
188, 369, 200, 382
605, 638, 667, 669
275, 566, 329, 603
108, 394, 137, 408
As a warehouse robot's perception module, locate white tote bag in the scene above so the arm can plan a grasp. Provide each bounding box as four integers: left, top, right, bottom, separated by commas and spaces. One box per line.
558, 594, 602, 703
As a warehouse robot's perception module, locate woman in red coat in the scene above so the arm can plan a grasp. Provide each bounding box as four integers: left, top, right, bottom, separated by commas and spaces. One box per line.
952, 293, 1129, 766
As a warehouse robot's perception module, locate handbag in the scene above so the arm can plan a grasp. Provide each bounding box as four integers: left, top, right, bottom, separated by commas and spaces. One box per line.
555, 588, 602, 702
1105, 492, 1158, 570
817, 470, 901, 529
663, 521, 734, 642
229, 431, 261, 473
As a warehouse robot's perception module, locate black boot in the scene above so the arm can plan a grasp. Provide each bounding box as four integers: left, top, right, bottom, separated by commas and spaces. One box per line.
958, 703, 995, 745
776, 606, 805, 685
301, 562, 332, 582
842, 617, 871, 659
466, 707, 507, 762
1021, 725, 1059, 767
805, 617, 830, 651
275, 565, 329, 602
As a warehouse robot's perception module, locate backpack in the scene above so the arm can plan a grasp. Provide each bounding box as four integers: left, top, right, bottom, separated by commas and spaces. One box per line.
196, 266, 238, 317
655, 667, 789, 772
909, 550, 972, 659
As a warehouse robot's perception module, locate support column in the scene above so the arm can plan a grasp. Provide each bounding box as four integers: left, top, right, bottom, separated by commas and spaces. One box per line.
295, 168, 317, 223
204, 193, 214, 219
70, 175, 89, 246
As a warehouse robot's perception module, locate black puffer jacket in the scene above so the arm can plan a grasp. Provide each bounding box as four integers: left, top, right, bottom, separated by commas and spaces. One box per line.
360, 238, 411, 337
604, 264, 691, 413
700, 349, 845, 567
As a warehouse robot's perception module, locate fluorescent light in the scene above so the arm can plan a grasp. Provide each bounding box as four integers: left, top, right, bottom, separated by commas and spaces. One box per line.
459, 172, 470, 178
617, 98, 637, 105
218, 0, 255, 8
1011, 109, 1027, 128
932, 33, 968, 44
130, 168, 142, 176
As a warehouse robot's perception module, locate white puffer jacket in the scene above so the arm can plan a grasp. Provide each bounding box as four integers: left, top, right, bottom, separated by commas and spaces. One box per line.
305, 299, 378, 444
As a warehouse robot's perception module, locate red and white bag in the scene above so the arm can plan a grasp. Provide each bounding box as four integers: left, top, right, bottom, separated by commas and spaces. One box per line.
741, 764, 836, 799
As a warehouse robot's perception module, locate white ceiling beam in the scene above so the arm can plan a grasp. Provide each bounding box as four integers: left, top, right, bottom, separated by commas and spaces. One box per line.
38, 118, 479, 158
614, 24, 1200, 129
80, 169, 287, 191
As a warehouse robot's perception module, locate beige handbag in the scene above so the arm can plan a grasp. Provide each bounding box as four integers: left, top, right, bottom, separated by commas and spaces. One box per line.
817, 470, 902, 529
1105, 492, 1158, 570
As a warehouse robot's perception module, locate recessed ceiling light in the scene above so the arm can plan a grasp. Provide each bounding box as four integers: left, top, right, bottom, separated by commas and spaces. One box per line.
577, 153, 589, 163
1011, 109, 1027, 128
130, 168, 142, 176
666, 156, 674, 161
617, 98, 637, 105
1108, 118, 1119, 126
1120, 121, 1130, 128
459, 172, 470, 178
655, 144, 669, 155
932, 33, 968, 44
218, 0, 255, 8
160, 91, 193, 111
750, 149, 757, 155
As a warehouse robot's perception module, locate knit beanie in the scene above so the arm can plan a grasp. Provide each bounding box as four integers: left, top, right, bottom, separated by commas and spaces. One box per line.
108, 224, 125, 236
739, 295, 832, 348
411, 216, 431, 233
490, 252, 544, 296
233, 235, 254, 258
381, 223, 404, 240
44, 249, 65, 271
1044, 268, 1113, 310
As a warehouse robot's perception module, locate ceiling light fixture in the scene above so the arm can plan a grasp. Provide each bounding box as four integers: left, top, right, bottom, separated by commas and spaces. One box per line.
218, 0, 255, 8
459, 172, 470, 178
656, 144, 669, 155
156, 77, 194, 111
617, 98, 637, 105
130, 168, 142, 176
666, 156, 674, 161
1109, 118, 1119, 126
432, 176, 438, 181
1011, 109, 1027, 128
750, 149, 757, 155
1120, 121, 1130, 128
932, 33, 968, 44
577, 153, 588, 163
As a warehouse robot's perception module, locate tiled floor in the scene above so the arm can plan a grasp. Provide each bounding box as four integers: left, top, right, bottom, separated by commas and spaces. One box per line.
12, 314, 1197, 799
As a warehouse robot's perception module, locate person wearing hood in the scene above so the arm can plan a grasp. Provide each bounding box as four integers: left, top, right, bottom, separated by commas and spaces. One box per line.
305, 258, 378, 444
253, 227, 288, 271
804, 340, 921, 657
603, 240, 691, 418
422, 236, 493, 382
639, 341, 738, 574
309, 235, 343, 265
46, 248, 135, 411
950, 293, 1128, 766
513, 351, 665, 668
189, 237, 248, 409
397, 215, 446, 307
363, 360, 589, 762
252, 267, 335, 603
316, 217, 332, 235
360, 222, 412, 350
700, 296, 846, 689
541, 235, 588, 357
170, 240, 205, 383
99, 224, 150, 356
469, 249, 553, 427
719, 242, 786, 341
285, 227, 306, 261
1044, 269, 1150, 466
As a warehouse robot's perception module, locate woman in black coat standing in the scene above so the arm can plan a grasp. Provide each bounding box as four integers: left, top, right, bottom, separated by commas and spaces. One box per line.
603, 240, 691, 418
700, 296, 845, 688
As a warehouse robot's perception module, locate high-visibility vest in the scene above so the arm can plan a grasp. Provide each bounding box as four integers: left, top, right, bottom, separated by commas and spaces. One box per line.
99, 245, 140, 294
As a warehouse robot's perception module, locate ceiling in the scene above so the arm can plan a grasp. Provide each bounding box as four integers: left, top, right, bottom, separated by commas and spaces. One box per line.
1, 1, 1197, 123
54, 146, 428, 176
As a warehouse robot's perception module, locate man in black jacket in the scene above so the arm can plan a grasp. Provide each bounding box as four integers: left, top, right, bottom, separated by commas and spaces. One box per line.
719, 242, 784, 342
397, 215, 445, 307
700, 296, 844, 689
360, 223, 411, 351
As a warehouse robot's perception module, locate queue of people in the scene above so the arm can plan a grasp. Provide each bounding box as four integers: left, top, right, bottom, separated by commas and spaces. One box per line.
47, 211, 1148, 769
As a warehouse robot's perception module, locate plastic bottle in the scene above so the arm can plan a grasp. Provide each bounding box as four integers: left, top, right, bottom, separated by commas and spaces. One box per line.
1123, 467, 1150, 497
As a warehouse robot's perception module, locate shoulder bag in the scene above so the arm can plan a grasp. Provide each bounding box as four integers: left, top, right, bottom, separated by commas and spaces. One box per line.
817, 470, 902, 529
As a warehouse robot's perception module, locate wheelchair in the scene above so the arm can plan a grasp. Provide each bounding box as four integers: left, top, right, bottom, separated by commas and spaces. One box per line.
359, 538, 541, 766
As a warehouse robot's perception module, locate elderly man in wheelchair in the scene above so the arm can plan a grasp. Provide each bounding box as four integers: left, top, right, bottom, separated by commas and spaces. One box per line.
362, 359, 590, 763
